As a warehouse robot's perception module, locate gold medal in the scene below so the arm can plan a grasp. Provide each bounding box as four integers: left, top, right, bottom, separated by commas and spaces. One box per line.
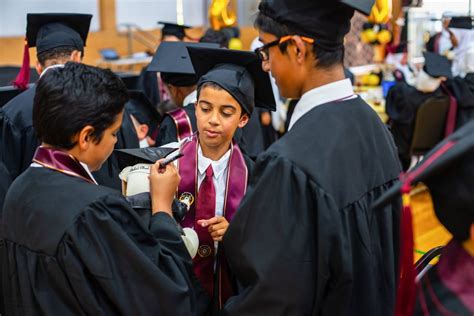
197, 245, 212, 258
179, 192, 195, 210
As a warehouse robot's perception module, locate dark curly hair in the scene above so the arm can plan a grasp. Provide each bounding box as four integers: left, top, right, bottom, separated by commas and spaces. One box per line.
33, 62, 128, 149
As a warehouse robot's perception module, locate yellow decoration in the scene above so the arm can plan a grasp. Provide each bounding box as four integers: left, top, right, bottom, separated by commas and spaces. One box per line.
229, 38, 243, 50
377, 29, 392, 45
361, 29, 377, 43
209, 0, 237, 31
368, 74, 381, 86
369, 0, 392, 24
373, 44, 386, 63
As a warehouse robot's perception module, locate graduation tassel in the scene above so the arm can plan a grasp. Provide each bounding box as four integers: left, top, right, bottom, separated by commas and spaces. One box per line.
13, 40, 31, 90
395, 180, 416, 316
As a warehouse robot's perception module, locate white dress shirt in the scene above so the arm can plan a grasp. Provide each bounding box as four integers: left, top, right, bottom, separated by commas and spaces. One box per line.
197, 145, 230, 218
450, 28, 474, 77
39, 64, 65, 78
183, 90, 197, 107
288, 78, 356, 131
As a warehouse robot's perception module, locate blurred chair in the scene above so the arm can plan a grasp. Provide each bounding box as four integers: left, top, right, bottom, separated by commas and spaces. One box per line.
409, 95, 450, 168
415, 246, 444, 282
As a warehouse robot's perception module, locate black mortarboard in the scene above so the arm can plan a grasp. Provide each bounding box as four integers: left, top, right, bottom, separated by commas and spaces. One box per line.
187, 47, 276, 115
257, 0, 374, 49
13, 13, 92, 90
373, 120, 474, 242
115, 147, 177, 168
147, 42, 219, 87
339, 0, 374, 15
125, 90, 161, 135
158, 21, 191, 40
448, 16, 473, 30
26, 13, 92, 54
423, 52, 453, 79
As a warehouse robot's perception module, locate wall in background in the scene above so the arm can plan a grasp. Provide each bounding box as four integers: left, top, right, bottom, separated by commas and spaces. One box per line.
0, 0, 258, 67
0, 0, 100, 37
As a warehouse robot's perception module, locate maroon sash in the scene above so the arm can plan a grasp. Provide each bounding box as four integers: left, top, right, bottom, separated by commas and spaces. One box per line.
32, 147, 96, 184
167, 108, 193, 141
177, 135, 247, 306
441, 83, 458, 137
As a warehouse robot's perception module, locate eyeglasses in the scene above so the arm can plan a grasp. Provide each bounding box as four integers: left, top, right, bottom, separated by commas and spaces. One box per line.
254, 35, 315, 61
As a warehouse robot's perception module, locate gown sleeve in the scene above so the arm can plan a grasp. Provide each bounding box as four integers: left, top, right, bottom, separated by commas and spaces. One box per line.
0, 110, 38, 181
222, 154, 352, 316
59, 193, 208, 315
0, 161, 11, 213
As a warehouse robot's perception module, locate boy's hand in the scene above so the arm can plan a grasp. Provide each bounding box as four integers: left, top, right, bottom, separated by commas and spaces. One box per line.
150, 159, 180, 216
197, 216, 229, 242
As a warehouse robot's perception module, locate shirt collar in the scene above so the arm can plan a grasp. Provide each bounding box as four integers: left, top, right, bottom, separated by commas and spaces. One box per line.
197, 145, 231, 179
183, 90, 197, 107
288, 79, 355, 131
40, 64, 65, 78
80, 162, 98, 185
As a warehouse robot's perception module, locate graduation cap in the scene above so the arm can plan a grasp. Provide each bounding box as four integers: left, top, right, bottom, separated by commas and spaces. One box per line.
257, 0, 374, 50
13, 13, 92, 90
448, 16, 473, 30
125, 90, 161, 135
158, 21, 191, 40
339, 0, 375, 15
147, 42, 219, 87
372, 121, 474, 316
423, 52, 453, 79
115, 146, 178, 169
187, 46, 276, 115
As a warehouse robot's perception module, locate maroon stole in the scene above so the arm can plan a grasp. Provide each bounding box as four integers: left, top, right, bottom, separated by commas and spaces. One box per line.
441, 83, 459, 137
32, 147, 96, 184
167, 108, 193, 141
177, 135, 247, 307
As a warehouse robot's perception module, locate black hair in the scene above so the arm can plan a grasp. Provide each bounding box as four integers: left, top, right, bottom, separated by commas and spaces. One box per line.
254, 12, 344, 69
33, 62, 128, 149
196, 81, 248, 117
37, 46, 84, 66
199, 29, 229, 48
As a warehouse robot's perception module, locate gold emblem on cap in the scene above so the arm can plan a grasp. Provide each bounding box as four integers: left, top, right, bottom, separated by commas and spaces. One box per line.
179, 192, 195, 210
198, 245, 212, 258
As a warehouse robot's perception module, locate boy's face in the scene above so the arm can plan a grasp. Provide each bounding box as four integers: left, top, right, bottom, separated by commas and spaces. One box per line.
85, 111, 124, 171
195, 86, 249, 150
258, 31, 308, 99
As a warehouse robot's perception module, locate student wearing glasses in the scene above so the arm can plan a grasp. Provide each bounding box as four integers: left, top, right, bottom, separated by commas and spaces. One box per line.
222, 0, 402, 315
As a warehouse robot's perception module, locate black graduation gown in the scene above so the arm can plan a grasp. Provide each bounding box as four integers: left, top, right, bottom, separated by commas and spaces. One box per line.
0, 86, 139, 191
445, 73, 474, 130
222, 97, 402, 316
284, 99, 299, 133
0, 162, 10, 214
0, 86, 39, 181
1, 167, 207, 315
414, 241, 473, 316
240, 108, 277, 160
137, 66, 161, 107
385, 82, 443, 170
